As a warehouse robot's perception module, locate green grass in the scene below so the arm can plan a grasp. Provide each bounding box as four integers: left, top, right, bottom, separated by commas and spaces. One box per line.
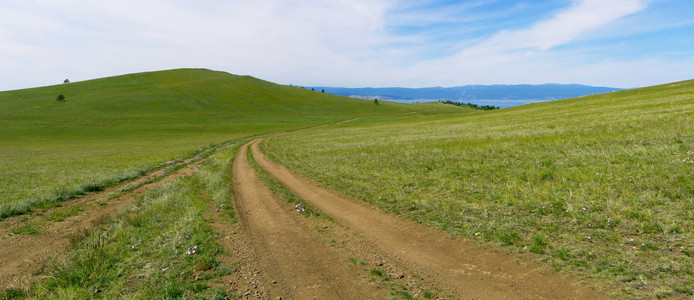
11, 220, 44, 235
261, 80, 694, 298
9, 67, 691, 298
47, 204, 85, 222
0, 68, 460, 218
9, 142, 241, 298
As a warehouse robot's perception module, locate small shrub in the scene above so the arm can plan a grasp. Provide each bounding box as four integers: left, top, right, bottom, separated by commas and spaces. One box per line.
56, 94, 66, 102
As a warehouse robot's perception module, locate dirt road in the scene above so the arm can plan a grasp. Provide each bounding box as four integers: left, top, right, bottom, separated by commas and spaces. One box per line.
231, 141, 386, 299
249, 139, 607, 299
2, 133, 608, 298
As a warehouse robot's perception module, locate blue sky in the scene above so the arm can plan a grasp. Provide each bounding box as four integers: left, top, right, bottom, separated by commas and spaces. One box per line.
1, 0, 693, 90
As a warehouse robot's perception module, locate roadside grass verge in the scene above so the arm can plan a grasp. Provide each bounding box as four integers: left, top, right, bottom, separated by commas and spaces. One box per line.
3, 143, 240, 299
261, 81, 694, 298
194, 141, 241, 223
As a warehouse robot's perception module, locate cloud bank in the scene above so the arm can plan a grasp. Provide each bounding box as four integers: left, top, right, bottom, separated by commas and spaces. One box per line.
1, 0, 693, 90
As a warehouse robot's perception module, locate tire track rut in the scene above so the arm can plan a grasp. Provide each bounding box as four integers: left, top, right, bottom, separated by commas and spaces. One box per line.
0, 149, 208, 289
251, 139, 607, 299
231, 141, 385, 299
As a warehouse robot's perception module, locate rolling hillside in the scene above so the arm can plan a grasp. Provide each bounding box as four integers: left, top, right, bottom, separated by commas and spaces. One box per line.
2, 69, 692, 298
262, 79, 694, 298
0, 68, 462, 214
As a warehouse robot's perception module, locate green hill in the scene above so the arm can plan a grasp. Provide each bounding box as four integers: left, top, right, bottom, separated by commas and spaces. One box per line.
1, 68, 431, 142
262, 79, 694, 298
0, 68, 462, 214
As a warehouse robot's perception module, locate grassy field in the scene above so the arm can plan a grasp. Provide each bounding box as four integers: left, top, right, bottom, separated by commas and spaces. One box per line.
261, 80, 694, 298
4, 68, 692, 298
0, 68, 459, 218
6, 142, 241, 298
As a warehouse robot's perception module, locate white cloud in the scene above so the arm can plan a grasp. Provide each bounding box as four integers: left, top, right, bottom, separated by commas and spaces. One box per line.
0, 0, 691, 90
0, 0, 399, 89
399, 0, 651, 87
492, 0, 646, 51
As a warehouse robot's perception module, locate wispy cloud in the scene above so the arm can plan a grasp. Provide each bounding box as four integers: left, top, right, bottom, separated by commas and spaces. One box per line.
486, 0, 647, 51
0, 0, 692, 90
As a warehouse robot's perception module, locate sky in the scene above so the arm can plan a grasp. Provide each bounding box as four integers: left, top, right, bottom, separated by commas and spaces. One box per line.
1, 0, 694, 91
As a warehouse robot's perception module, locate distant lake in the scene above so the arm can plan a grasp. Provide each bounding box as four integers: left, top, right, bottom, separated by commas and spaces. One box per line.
386, 99, 554, 108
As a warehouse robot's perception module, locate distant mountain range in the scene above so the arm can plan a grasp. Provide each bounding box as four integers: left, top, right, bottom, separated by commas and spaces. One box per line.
308, 84, 622, 101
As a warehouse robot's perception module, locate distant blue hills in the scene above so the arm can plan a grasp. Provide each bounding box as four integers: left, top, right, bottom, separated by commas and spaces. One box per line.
308, 84, 622, 101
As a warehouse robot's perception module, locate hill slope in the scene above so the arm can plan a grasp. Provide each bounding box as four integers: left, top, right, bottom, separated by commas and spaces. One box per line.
1, 68, 432, 142
0, 68, 461, 212
263, 79, 694, 298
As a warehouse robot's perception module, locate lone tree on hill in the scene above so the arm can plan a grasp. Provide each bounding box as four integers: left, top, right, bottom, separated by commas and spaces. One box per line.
56, 94, 66, 102
63, 79, 70, 84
